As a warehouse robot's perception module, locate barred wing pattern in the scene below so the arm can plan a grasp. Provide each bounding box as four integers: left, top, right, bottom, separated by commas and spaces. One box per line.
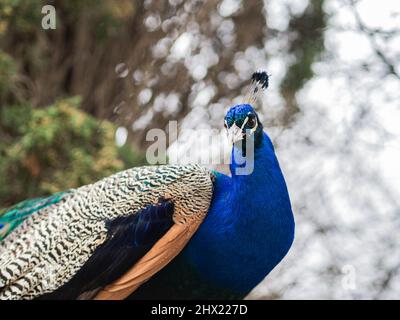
0, 164, 214, 299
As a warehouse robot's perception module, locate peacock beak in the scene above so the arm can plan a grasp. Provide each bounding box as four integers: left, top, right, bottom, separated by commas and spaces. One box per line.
227, 123, 245, 145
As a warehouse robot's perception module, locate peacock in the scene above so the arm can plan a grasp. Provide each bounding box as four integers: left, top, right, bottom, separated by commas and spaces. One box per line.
0, 71, 295, 300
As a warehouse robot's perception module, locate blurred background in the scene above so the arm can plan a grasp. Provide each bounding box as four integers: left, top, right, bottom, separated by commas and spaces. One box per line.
0, 0, 399, 299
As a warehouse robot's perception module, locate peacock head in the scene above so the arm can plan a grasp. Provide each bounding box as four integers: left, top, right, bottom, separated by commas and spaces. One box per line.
224, 71, 269, 149
224, 104, 263, 148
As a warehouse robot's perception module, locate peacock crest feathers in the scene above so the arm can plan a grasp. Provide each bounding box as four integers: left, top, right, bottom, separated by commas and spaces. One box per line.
244, 70, 269, 106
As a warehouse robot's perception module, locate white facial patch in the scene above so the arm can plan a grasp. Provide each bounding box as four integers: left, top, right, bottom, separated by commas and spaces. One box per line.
226, 116, 258, 144
227, 123, 244, 144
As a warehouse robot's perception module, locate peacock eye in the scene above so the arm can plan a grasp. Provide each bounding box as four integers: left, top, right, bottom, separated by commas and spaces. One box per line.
247, 115, 257, 128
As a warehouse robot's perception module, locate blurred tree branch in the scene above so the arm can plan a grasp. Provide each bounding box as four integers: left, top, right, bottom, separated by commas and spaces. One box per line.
349, 0, 400, 79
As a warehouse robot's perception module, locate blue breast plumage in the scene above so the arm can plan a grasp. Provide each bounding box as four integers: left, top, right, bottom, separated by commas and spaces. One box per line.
129, 122, 295, 299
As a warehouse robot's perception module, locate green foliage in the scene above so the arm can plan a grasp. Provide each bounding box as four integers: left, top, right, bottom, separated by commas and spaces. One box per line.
0, 51, 17, 99
0, 0, 138, 108
0, 0, 134, 46
0, 98, 146, 206
118, 144, 148, 169
0, 12, 147, 207
0, 0, 42, 35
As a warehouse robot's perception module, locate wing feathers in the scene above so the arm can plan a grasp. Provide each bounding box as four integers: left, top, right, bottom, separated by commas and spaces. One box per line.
37, 200, 175, 300
0, 165, 214, 299
94, 219, 203, 300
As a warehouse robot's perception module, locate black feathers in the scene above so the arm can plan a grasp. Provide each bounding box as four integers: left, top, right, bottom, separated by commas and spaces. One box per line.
251, 71, 269, 89
245, 70, 269, 105
37, 199, 174, 300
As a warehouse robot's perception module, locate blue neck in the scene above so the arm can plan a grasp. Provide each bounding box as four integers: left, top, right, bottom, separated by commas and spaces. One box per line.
184, 132, 295, 296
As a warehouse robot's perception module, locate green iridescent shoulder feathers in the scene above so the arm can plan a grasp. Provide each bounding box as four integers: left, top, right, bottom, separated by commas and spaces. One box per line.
0, 192, 70, 241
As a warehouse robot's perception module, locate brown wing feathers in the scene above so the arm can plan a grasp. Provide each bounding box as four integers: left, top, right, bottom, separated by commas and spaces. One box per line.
94, 218, 203, 300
